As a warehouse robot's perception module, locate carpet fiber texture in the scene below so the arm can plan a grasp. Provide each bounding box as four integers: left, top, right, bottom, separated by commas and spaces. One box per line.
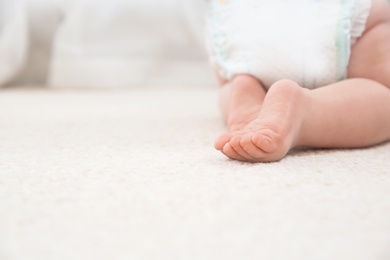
1, 86, 390, 260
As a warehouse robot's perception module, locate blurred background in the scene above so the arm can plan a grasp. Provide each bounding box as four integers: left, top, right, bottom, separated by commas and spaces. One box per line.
0, 0, 216, 88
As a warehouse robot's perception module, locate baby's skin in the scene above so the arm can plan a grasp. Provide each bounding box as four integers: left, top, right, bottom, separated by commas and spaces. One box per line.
214, 0, 390, 162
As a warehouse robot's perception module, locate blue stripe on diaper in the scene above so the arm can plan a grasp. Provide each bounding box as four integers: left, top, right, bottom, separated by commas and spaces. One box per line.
336, 0, 355, 81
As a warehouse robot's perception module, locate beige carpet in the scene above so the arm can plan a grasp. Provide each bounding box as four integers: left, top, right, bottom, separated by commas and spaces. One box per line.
1, 86, 390, 260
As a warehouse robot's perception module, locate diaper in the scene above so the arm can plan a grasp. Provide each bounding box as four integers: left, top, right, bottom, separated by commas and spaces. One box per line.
206, 0, 371, 89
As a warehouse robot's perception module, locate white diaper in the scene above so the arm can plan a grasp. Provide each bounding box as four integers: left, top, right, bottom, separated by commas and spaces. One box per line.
206, 0, 371, 89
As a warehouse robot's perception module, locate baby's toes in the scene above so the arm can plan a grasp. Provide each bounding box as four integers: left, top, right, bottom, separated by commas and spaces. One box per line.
222, 142, 247, 161
229, 136, 257, 161
239, 134, 268, 160
252, 129, 283, 154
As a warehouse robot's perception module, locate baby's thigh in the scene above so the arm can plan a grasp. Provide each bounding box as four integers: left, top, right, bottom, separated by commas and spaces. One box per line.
348, 0, 390, 86
365, 0, 390, 30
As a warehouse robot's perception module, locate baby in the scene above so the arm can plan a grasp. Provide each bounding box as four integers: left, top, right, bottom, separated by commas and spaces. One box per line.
206, 0, 390, 162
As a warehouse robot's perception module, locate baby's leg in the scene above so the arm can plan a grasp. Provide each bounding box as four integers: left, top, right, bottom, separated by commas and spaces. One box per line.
300, 0, 390, 148
216, 0, 390, 162
219, 78, 390, 163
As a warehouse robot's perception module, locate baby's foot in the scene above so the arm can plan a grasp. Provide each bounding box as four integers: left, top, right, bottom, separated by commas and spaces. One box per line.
218, 79, 308, 162
214, 75, 266, 150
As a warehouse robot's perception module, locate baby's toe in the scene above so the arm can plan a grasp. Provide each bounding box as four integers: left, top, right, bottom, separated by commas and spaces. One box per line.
214, 132, 233, 150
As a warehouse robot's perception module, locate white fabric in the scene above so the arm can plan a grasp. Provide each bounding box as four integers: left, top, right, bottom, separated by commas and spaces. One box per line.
206, 0, 371, 89
0, 0, 214, 88
1, 85, 390, 260
0, 0, 28, 86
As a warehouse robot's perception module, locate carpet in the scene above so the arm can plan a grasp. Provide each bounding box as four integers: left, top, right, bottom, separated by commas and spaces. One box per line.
1, 86, 389, 260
